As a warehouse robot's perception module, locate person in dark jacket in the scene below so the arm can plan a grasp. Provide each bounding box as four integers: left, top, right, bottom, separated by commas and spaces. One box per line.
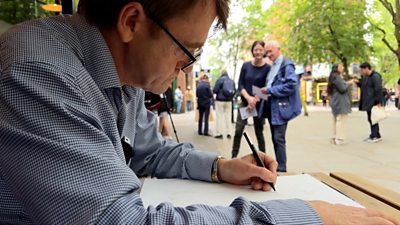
144, 87, 174, 139
260, 40, 301, 172
356, 62, 383, 143
196, 75, 213, 136
327, 64, 353, 145
213, 70, 235, 139
397, 78, 400, 109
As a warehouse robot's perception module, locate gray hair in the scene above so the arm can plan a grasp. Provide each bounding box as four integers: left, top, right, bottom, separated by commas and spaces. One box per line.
265, 40, 281, 49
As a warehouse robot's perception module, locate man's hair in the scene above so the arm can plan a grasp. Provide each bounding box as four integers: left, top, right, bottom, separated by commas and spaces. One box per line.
201, 74, 209, 80
265, 40, 281, 49
220, 69, 228, 76
78, 0, 230, 31
360, 62, 372, 70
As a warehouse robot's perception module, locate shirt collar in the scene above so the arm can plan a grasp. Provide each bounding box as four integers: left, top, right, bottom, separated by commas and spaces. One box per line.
71, 14, 121, 90
273, 55, 284, 66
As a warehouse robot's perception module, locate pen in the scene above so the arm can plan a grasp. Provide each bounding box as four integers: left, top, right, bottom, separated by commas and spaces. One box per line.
243, 132, 276, 191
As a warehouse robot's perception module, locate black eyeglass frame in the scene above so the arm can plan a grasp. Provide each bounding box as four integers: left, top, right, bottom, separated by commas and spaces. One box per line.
144, 8, 202, 71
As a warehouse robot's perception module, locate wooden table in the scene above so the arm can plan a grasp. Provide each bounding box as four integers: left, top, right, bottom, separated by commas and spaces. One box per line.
309, 172, 400, 220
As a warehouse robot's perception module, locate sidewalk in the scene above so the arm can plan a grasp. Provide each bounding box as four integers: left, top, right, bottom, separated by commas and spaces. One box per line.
170, 106, 400, 194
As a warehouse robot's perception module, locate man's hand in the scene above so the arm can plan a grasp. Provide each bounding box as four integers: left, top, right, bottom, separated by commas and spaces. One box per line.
217, 153, 278, 191
261, 87, 267, 94
309, 201, 400, 225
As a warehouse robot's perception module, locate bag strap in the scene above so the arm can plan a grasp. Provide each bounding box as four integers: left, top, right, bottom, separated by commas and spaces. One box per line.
279, 57, 289, 79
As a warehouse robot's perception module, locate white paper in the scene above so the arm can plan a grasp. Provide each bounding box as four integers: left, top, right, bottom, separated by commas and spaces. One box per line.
141, 174, 363, 208
239, 107, 258, 120
252, 85, 269, 100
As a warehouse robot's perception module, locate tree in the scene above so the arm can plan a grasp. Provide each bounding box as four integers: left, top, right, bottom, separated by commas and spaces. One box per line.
241, 0, 269, 41
263, 0, 293, 57
287, 0, 370, 78
373, 0, 400, 69
0, 0, 36, 24
0, 0, 52, 25
208, 22, 247, 82
367, 0, 399, 86
207, 0, 269, 81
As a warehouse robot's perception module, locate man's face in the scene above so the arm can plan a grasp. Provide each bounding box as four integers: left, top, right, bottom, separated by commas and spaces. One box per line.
124, 2, 217, 94
265, 44, 281, 62
360, 67, 371, 76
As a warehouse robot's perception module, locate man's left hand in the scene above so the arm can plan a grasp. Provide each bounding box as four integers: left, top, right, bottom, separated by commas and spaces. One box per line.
261, 87, 267, 94
217, 153, 278, 191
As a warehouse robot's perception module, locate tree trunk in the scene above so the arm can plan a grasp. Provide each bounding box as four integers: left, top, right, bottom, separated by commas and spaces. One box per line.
231, 34, 241, 82
377, 0, 400, 70
394, 0, 400, 70
339, 56, 350, 80
396, 51, 400, 72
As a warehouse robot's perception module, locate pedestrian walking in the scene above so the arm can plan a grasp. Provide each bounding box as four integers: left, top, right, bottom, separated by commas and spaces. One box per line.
213, 69, 235, 139
196, 75, 213, 136
174, 86, 183, 113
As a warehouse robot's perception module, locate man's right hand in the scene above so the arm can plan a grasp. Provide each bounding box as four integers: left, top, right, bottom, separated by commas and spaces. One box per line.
309, 200, 400, 225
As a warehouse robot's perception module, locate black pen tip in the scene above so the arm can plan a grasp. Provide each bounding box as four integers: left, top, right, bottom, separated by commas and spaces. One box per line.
270, 183, 276, 191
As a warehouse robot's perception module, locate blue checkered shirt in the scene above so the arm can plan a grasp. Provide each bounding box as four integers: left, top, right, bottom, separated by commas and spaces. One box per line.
0, 14, 322, 224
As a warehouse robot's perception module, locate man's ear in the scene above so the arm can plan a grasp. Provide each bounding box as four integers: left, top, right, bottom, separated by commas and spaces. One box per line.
117, 2, 146, 43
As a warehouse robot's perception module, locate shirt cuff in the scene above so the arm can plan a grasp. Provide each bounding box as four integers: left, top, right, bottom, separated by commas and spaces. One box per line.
260, 199, 323, 225
185, 150, 217, 182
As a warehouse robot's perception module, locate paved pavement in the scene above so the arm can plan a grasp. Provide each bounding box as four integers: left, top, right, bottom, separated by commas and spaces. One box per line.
169, 105, 400, 194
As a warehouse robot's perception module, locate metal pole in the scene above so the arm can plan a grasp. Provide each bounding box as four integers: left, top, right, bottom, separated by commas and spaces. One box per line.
161, 93, 180, 143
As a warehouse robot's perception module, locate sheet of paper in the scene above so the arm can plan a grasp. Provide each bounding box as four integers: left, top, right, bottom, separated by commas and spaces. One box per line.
239, 107, 257, 120
141, 174, 363, 208
252, 85, 269, 100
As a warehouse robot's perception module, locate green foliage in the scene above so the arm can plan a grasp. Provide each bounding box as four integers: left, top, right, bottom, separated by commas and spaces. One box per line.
287, 0, 370, 76
263, 0, 293, 56
0, 0, 53, 25
0, 0, 36, 24
368, 0, 399, 87
241, 0, 269, 41
207, 0, 269, 80
208, 0, 372, 80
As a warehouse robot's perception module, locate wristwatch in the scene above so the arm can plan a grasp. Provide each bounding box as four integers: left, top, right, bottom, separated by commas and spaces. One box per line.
211, 156, 224, 183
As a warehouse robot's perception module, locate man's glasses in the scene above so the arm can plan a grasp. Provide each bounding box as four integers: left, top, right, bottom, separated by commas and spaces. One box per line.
144, 9, 203, 71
